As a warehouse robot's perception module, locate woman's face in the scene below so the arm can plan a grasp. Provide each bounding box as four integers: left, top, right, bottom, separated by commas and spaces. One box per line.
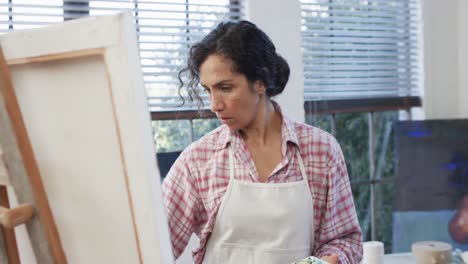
199, 54, 265, 131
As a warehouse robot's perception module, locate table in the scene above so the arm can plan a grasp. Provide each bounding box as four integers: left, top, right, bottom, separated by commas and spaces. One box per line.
382, 252, 462, 264
383, 253, 413, 264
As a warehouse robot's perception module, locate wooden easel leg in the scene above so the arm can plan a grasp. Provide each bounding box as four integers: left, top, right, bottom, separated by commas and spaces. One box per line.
0, 186, 20, 264
0, 225, 8, 263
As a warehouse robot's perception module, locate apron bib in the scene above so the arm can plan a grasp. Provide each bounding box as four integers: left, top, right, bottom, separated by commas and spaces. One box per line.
203, 146, 315, 264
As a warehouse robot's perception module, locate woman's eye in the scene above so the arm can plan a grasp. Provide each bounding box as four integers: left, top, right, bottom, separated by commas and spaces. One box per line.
221, 86, 232, 92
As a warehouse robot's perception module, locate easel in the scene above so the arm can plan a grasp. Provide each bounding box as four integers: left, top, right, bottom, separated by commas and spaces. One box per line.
0, 47, 67, 263
0, 164, 31, 264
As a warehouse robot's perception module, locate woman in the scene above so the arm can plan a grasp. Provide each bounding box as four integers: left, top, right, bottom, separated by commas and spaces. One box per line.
162, 20, 363, 264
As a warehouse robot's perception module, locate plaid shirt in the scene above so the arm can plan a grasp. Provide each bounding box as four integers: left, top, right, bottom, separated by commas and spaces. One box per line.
162, 104, 363, 264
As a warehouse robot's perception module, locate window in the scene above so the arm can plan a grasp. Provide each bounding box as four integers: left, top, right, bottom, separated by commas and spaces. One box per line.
301, 0, 423, 253
0, 0, 243, 111
300, 0, 422, 101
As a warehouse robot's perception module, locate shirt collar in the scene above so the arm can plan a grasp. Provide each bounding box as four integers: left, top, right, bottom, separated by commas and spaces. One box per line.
215, 124, 236, 151
214, 101, 300, 152
276, 102, 300, 151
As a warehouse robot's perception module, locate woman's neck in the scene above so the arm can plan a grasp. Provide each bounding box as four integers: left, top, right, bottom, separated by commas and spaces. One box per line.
240, 99, 282, 146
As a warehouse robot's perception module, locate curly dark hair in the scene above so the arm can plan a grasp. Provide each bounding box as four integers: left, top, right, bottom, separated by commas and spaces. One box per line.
177, 20, 290, 109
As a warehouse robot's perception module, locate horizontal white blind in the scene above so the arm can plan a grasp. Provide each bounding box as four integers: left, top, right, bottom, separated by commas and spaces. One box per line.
300, 0, 422, 101
0, 0, 243, 111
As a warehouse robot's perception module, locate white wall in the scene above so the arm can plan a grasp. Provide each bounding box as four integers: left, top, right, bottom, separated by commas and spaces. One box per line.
422, 0, 459, 119
459, 0, 468, 117
245, 0, 305, 123
422, 0, 468, 119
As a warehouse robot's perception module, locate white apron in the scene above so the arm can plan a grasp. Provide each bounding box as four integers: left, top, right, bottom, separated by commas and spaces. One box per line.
202, 146, 315, 264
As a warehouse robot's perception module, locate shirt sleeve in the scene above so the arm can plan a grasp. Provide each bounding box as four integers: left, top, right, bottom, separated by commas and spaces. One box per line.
313, 138, 363, 264
161, 149, 200, 259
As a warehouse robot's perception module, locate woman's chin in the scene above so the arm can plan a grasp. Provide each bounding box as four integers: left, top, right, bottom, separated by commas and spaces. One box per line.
225, 124, 239, 130
223, 121, 241, 130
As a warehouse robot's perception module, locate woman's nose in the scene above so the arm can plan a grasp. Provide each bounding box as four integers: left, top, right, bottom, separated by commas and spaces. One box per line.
210, 93, 224, 113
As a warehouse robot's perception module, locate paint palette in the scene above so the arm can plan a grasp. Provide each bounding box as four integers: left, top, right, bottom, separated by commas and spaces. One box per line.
292, 256, 330, 264
461, 251, 468, 264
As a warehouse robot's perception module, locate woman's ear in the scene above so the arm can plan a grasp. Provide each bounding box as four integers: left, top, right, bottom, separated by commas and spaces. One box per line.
255, 80, 266, 95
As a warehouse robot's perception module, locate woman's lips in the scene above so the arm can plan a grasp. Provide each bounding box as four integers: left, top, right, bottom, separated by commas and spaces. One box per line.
219, 117, 232, 123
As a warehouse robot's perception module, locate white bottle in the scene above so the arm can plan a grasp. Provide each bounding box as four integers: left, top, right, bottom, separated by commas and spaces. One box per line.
362, 241, 384, 264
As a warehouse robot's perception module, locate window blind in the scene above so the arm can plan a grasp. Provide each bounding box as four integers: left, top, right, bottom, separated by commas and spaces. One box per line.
0, 0, 243, 111
300, 0, 422, 101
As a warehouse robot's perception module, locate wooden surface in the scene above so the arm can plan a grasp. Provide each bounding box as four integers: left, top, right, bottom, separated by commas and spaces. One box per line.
0, 12, 173, 263
0, 150, 10, 186
0, 186, 20, 264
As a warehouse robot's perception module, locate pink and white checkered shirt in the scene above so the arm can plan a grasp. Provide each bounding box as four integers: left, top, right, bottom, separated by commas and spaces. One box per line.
161, 104, 363, 264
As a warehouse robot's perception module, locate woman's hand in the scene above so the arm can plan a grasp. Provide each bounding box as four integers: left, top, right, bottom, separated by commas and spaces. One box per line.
321, 254, 338, 264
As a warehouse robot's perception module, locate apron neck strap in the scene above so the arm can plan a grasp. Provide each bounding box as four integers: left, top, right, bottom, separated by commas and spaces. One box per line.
296, 150, 308, 183
229, 146, 235, 180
